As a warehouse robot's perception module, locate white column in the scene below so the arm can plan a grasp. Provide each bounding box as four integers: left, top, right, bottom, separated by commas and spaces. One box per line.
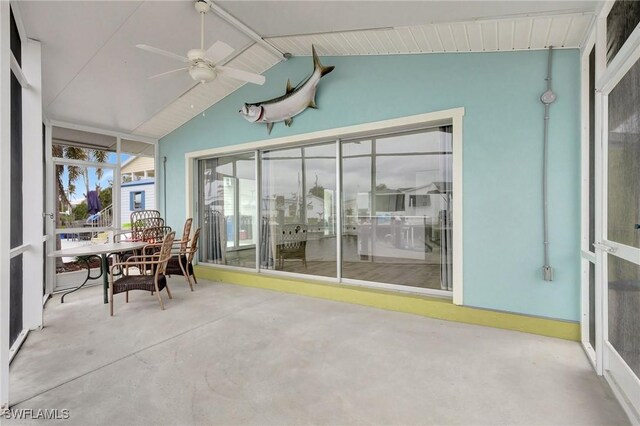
114, 137, 121, 230
21, 38, 43, 330
154, 142, 159, 212
44, 123, 54, 295
0, 0, 12, 410
594, 13, 606, 377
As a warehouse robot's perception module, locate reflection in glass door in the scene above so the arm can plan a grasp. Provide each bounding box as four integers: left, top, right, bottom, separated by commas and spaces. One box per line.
341, 127, 453, 291
198, 153, 257, 269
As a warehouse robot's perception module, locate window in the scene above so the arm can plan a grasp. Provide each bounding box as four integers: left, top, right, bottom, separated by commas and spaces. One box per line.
196, 125, 456, 293
130, 191, 145, 211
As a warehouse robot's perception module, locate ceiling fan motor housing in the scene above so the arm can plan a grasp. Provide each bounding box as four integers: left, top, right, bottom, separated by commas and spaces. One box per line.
189, 62, 216, 83
187, 49, 206, 61
195, 0, 209, 14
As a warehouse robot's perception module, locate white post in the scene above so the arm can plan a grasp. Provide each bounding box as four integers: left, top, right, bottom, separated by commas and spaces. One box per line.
593, 13, 607, 377
114, 137, 121, 231
0, 0, 12, 410
44, 123, 54, 296
154, 142, 159, 213
21, 38, 43, 330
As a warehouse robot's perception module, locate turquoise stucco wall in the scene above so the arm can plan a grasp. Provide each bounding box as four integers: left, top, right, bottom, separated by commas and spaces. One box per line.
159, 50, 581, 321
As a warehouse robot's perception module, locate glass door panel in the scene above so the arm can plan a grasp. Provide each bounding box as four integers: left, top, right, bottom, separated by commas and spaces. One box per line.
198, 153, 257, 269
341, 128, 453, 290
260, 143, 337, 278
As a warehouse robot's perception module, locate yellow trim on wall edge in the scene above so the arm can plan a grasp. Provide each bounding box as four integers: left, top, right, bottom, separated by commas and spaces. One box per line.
194, 266, 580, 341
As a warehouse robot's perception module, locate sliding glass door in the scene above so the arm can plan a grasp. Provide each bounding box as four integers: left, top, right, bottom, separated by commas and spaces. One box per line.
198, 153, 257, 268
261, 143, 337, 278
196, 125, 455, 295
341, 128, 453, 290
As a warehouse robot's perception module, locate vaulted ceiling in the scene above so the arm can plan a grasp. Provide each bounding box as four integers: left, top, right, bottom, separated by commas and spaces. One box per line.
17, 1, 599, 139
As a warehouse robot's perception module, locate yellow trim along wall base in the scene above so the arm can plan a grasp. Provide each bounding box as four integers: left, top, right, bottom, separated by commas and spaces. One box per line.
195, 266, 580, 341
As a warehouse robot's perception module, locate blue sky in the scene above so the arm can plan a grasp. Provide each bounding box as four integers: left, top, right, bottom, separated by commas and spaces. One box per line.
61, 152, 130, 202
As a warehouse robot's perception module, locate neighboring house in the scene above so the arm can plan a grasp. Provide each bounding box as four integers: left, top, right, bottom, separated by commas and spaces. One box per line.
121, 155, 155, 181
120, 155, 155, 225
121, 179, 155, 226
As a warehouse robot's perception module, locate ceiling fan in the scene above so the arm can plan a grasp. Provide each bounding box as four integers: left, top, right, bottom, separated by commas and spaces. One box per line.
136, 0, 266, 85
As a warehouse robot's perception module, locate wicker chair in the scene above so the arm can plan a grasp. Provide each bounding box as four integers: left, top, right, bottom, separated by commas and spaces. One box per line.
113, 210, 164, 243
141, 225, 173, 244
275, 224, 308, 269
179, 218, 193, 250
165, 228, 201, 291
109, 231, 176, 316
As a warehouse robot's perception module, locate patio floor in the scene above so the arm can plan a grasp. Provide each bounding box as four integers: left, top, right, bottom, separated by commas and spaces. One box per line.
7, 278, 629, 425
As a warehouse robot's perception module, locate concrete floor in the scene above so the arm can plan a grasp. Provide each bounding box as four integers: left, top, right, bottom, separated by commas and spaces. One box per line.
7, 279, 629, 425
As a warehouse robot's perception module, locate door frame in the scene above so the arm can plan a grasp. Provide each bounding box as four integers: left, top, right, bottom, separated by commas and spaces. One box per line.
589, 2, 640, 422
580, 24, 597, 368
44, 122, 157, 294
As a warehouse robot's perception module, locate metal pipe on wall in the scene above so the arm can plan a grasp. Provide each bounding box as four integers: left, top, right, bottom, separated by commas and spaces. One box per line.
541, 46, 556, 281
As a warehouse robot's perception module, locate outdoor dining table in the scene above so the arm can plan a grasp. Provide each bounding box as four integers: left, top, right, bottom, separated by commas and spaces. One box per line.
50, 241, 148, 304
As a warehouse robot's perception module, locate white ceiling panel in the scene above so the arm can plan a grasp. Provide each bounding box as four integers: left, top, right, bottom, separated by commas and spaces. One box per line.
565, 15, 593, 46
17, 1, 143, 107
21, 0, 253, 132
424, 25, 444, 52
546, 15, 573, 47
408, 27, 431, 53
498, 21, 514, 50
465, 23, 484, 52
19, 1, 597, 140
436, 25, 457, 52
396, 27, 420, 52
530, 17, 553, 49
514, 20, 533, 50
218, 1, 598, 37
481, 22, 499, 51
450, 23, 470, 52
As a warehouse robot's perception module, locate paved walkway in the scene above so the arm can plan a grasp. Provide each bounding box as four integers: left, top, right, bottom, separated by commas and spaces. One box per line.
7, 279, 629, 425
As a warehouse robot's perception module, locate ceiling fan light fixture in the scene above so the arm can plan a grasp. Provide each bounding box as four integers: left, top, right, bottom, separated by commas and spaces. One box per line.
189, 64, 216, 83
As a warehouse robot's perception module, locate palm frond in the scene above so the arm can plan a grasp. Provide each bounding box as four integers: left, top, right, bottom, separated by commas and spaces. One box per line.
65, 146, 88, 161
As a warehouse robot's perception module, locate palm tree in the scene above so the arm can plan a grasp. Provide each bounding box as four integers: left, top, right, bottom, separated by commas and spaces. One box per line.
53, 144, 108, 270
53, 145, 108, 212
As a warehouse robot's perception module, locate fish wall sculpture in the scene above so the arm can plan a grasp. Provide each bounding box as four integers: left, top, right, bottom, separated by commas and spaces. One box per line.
239, 45, 334, 134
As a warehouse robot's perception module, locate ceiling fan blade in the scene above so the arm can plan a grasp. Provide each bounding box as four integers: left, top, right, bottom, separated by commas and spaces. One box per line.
148, 67, 189, 80
216, 65, 265, 85
136, 44, 188, 63
204, 41, 235, 65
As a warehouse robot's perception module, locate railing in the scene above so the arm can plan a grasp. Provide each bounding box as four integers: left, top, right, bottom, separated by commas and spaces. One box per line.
87, 204, 112, 229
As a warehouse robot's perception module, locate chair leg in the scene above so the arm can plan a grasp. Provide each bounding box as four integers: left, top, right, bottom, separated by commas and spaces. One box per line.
185, 275, 194, 291
165, 283, 173, 299
155, 291, 165, 310
109, 276, 114, 316
126, 291, 129, 303
192, 273, 198, 284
